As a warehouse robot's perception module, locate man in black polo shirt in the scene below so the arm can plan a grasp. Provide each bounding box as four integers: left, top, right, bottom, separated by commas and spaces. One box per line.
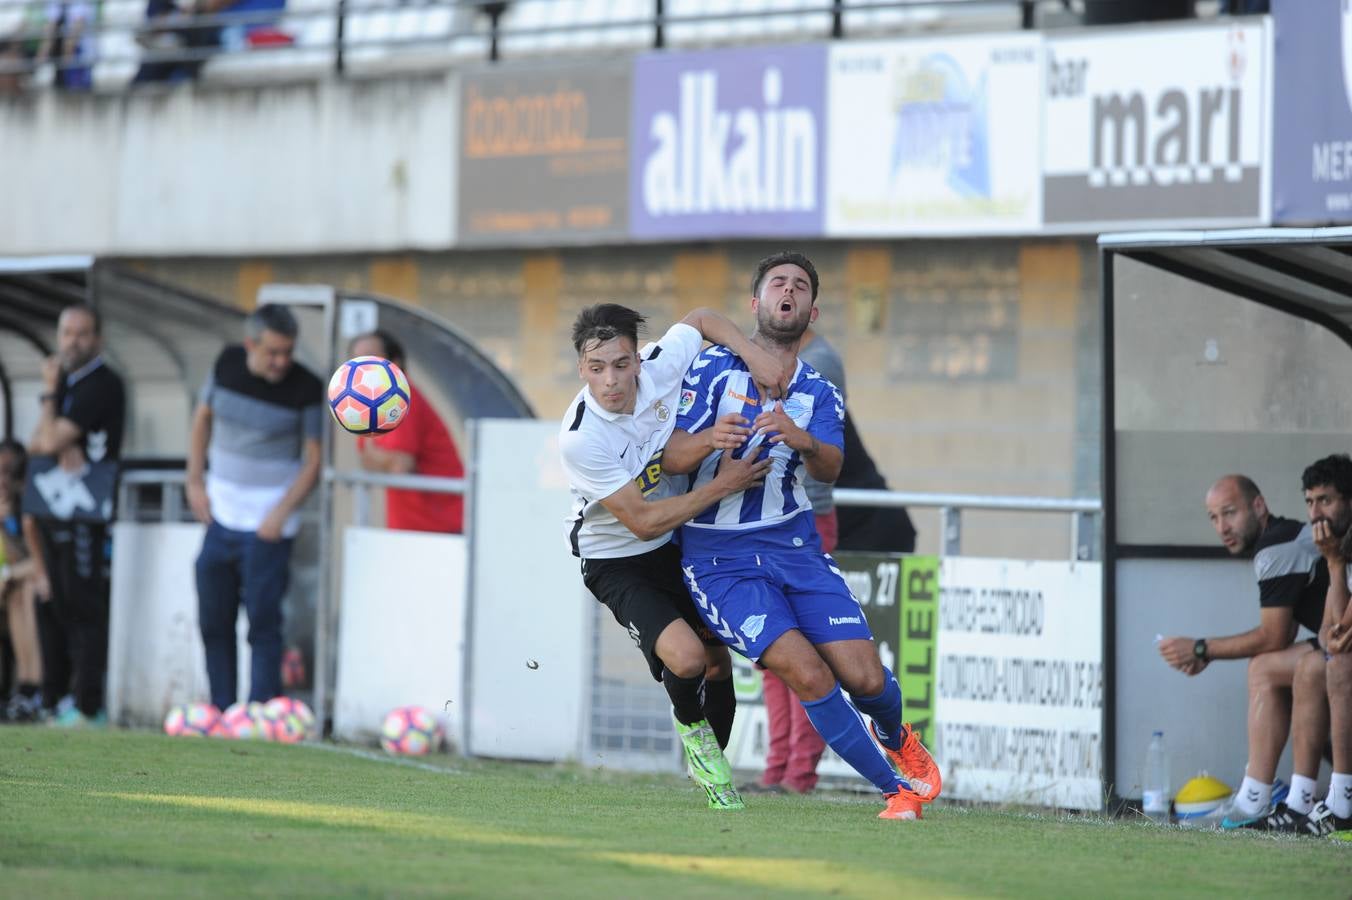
1159, 457, 1352, 829
26, 303, 126, 726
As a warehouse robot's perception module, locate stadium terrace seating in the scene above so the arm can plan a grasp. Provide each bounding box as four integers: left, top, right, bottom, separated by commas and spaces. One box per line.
25, 0, 1201, 91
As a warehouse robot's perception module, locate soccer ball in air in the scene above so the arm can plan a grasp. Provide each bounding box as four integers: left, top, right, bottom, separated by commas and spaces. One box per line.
163, 702, 220, 737
328, 356, 411, 435
217, 701, 269, 739
380, 705, 442, 756
262, 696, 316, 744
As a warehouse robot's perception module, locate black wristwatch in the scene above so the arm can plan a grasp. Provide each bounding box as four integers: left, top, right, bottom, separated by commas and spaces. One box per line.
1193, 638, 1209, 661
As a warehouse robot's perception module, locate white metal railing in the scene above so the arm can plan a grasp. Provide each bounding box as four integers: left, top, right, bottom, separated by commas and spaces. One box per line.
832, 488, 1101, 561
118, 467, 1099, 556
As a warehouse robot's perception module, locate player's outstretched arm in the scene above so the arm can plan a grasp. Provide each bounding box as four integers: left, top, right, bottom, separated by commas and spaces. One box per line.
600, 452, 770, 542
662, 417, 752, 475
680, 308, 789, 399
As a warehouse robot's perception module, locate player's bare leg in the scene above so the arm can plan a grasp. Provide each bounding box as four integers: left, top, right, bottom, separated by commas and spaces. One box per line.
1225, 642, 1308, 828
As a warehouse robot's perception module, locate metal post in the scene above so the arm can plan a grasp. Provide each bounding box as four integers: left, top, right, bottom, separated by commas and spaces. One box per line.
316, 297, 337, 737
1072, 510, 1098, 562
831, 0, 843, 38
654, 0, 664, 49
334, 0, 346, 76
164, 482, 183, 524
940, 506, 961, 557
353, 482, 371, 528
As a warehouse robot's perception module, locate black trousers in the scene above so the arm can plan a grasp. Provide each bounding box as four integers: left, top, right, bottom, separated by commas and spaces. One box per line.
35, 521, 110, 717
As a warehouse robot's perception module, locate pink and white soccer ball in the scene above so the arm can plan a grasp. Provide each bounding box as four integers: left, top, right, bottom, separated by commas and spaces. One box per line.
217, 701, 268, 739
380, 706, 442, 755
328, 356, 411, 435
163, 702, 221, 737
262, 696, 316, 744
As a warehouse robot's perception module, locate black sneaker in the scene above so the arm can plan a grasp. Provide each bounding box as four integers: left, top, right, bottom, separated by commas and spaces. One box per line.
5, 694, 40, 724
1263, 802, 1313, 834
1304, 802, 1352, 837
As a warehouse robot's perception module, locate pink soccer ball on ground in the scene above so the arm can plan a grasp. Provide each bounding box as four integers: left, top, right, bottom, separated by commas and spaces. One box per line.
216, 701, 268, 739
328, 356, 411, 435
262, 696, 316, 744
163, 702, 221, 737
380, 706, 442, 756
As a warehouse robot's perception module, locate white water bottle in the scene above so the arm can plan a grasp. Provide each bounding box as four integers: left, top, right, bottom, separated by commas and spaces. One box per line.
1142, 731, 1170, 824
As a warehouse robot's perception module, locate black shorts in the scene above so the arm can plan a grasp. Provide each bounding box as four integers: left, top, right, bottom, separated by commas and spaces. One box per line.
581, 541, 719, 682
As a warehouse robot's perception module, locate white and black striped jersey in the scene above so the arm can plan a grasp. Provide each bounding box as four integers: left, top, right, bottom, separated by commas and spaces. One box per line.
558, 323, 704, 559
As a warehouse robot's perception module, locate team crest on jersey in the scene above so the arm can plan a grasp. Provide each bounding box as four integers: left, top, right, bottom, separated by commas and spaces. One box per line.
678, 389, 696, 414
633, 449, 664, 497
654, 401, 670, 422
740, 614, 767, 641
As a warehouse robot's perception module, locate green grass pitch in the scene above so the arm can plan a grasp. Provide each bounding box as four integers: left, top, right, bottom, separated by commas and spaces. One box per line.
1, 729, 1348, 898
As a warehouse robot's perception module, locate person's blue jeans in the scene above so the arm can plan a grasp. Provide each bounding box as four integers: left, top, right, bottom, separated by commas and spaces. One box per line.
195, 521, 292, 710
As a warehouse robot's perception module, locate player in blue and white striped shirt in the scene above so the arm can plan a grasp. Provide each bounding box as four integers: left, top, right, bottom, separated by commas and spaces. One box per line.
663, 251, 943, 821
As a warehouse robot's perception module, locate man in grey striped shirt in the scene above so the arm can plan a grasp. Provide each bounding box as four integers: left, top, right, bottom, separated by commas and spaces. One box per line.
186, 305, 323, 711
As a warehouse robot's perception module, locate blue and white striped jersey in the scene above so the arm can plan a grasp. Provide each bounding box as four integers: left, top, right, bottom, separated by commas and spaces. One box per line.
675, 344, 843, 557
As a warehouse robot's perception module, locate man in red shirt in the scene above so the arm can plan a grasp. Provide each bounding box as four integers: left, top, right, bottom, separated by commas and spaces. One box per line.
348, 331, 464, 533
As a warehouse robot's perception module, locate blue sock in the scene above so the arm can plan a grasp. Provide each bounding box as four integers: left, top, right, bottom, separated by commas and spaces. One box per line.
802, 682, 903, 795
850, 667, 903, 751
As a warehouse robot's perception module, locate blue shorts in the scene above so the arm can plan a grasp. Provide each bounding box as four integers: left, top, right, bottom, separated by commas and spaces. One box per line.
679, 550, 874, 662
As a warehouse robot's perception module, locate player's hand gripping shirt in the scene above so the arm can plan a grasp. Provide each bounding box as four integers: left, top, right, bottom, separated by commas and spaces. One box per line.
676, 345, 844, 559
559, 323, 705, 559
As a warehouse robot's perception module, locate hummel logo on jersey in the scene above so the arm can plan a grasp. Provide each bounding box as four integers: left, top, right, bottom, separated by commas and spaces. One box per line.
740, 614, 767, 640
829, 615, 862, 626
627, 622, 642, 647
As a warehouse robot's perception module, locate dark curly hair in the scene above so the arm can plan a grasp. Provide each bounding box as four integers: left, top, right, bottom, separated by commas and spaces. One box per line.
1302, 453, 1352, 500
751, 251, 819, 302
571, 304, 646, 356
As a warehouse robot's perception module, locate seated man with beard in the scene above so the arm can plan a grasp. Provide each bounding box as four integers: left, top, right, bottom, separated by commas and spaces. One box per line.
1159, 456, 1352, 830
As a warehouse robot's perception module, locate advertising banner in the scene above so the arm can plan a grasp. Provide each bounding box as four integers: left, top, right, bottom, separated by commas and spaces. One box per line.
629, 44, 827, 240
1043, 23, 1268, 231
458, 62, 630, 246
935, 558, 1103, 810
826, 35, 1041, 236
1272, 0, 1352, 223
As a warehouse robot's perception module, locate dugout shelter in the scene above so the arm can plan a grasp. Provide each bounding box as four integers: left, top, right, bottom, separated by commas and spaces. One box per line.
1102, 226, 1352, 806
0, 256, 534, 732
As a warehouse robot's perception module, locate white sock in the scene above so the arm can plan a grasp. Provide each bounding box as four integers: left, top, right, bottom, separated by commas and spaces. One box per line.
1328, 772, 1352, 819
1288, 774, 1318, 815
1235, 776, 1272, 817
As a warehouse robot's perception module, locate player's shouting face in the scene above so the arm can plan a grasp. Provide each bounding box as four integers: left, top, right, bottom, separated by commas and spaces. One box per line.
579, 335, 641, 415
752, 263, 818, 347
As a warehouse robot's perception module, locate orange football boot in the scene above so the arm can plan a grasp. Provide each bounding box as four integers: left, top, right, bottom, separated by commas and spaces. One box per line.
872, 722, 942, 802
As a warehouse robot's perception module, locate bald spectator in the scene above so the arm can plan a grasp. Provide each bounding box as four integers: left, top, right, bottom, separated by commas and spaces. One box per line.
1159, 461, 1350, 830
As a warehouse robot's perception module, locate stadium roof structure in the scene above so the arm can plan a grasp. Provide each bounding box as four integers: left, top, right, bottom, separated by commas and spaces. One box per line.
1099, 226, 1352, 348
0, 256, 533, 452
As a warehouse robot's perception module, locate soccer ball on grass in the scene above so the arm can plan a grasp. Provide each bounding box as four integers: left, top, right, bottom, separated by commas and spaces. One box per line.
380, 705, 442, 755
